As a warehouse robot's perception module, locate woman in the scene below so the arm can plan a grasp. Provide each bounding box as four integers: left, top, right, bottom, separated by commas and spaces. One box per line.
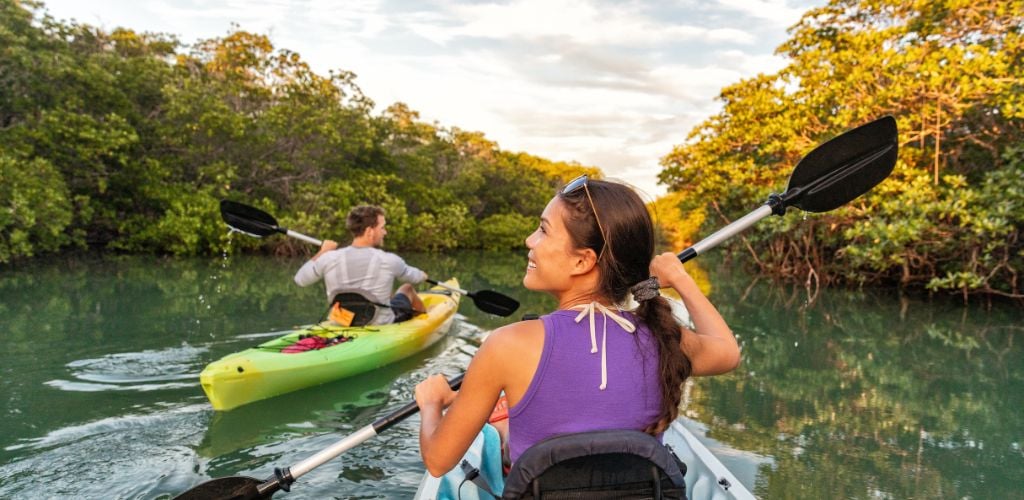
415, 176, 740, 477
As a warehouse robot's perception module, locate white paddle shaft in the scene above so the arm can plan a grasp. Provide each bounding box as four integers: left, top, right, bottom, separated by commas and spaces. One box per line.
287, 230, 322, 246
290, 425, 377, 479
690, 204, 773, 256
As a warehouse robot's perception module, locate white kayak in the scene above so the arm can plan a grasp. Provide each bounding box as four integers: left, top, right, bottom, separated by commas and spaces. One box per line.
413, 419, 755, 499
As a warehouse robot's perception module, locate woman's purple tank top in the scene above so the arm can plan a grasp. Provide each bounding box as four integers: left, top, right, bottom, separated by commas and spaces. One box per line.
507, 309, 663, 462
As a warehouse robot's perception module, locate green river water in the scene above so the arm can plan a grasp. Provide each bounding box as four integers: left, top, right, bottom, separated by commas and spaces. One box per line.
0, 252, 1021, 499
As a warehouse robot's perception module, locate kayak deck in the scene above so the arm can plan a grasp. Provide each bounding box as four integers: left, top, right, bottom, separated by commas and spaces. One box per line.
413, 419, 754, 500
664, 420, 755, 500
200, 279, 461, 411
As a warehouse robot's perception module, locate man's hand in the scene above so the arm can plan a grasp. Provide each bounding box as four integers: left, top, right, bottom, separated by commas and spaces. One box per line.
312, 239, 338, 260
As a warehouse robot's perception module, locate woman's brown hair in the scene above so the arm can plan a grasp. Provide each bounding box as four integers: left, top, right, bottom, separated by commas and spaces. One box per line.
557, 179, 692, 434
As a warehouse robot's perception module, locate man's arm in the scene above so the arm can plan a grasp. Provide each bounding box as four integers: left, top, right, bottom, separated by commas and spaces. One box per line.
389, 253, 427, 284
294, 240, 338, 286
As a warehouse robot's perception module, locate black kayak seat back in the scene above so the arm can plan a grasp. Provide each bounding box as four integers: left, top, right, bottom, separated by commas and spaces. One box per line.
329, 289, 381, 327
502, 429, 687, 499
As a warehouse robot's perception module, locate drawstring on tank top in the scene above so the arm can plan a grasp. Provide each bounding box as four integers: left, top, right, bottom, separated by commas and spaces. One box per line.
570, 302, 636, 390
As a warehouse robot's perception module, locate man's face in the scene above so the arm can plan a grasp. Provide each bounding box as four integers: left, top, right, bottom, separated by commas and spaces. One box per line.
369, 215, 387, 247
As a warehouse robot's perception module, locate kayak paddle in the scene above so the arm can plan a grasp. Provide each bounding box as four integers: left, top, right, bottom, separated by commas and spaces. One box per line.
676, 115, 898, 263
174, 373, 465, 500
220, 200, 322, 246
426, 279, 520, 317
219, 201, 520, 317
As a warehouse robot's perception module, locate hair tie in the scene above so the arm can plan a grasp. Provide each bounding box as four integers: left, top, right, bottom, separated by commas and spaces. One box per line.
630, 277, 660, 302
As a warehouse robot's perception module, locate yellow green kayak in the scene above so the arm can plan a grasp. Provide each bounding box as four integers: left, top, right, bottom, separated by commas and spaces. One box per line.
200, 279, 461, 411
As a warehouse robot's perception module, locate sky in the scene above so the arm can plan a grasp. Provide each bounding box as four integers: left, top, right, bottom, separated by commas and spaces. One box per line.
40, 0, 822, 199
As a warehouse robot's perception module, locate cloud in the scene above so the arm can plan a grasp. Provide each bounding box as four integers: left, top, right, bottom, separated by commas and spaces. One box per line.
403, 0, 757, 47
713, 0, 808, 26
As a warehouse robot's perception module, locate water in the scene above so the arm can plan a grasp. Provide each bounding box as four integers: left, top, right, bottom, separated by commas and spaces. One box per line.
0, 253, 1020, 499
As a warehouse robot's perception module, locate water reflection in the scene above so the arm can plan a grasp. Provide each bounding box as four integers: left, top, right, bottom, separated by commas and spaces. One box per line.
0, 253, 1020, 499
688, 263, 1024, 498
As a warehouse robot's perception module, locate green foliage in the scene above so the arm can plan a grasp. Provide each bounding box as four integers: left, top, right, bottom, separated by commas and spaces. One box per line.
659, 0, 1024, 298
0, 154, 73, 261
125, 188, 229, 255
476, 213, 536, 251
0, 0, 595, 263
839, 149, 1023, 296
404, 204, 475, 252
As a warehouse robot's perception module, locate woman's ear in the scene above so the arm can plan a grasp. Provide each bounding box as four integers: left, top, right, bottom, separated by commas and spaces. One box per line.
568, 247, 599, 276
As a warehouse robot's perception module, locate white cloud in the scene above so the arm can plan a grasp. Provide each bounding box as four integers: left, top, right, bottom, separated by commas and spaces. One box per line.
714, 0, 808, 26
433, 0, 756, 47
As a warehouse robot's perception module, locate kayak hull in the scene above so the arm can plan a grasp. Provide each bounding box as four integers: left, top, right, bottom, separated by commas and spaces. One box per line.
200, 279, 461, 411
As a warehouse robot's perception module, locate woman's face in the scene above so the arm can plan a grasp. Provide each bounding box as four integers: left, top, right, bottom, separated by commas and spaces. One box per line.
523, 197, 581, 294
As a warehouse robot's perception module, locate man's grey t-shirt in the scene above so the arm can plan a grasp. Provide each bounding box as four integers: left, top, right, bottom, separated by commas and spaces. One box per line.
293, 246, 427, 324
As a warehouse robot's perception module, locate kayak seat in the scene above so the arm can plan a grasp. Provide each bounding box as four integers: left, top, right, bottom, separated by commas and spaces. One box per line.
329, 290, 381, 326
502, 429, 686, 499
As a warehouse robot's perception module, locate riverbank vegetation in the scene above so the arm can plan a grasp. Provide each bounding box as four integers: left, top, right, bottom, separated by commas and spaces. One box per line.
660, 0, 1023, 298
2, 0, 1021, 299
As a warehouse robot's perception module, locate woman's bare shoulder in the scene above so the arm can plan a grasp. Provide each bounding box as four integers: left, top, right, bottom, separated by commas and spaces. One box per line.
478, 318, 544, 354
472, 318, 546, 398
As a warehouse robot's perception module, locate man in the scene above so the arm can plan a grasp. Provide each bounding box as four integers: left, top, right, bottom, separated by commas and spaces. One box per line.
294, 205, 427, 325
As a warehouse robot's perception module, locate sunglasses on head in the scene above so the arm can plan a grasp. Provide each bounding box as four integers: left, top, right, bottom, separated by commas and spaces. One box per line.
561, 175, 609, 262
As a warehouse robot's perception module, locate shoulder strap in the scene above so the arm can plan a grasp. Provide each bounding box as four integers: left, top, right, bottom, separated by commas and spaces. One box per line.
362, 250, 382, 289
318, 246, 351, 284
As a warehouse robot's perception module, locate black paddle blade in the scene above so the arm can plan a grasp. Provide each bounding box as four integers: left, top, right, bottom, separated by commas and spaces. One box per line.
783, 116, 898, 213
173, 475, 263, 500
471, 290, 520, 317
220, 200, 281, 238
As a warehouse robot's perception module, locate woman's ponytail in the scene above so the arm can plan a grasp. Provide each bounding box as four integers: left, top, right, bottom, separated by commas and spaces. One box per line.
637, 295, 691, 434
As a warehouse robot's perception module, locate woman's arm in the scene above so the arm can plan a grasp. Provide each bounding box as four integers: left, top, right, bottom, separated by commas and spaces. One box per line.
649, 252, 740, 376
415, 325, 516, 476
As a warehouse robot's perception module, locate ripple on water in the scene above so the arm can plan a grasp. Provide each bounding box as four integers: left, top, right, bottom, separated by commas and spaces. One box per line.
45, 343, 208, 392
0, 404, 211, 499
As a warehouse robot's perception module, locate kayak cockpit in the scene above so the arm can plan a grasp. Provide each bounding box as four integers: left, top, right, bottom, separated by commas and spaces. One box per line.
503, 429, 686, 499
415, 420, 754, 500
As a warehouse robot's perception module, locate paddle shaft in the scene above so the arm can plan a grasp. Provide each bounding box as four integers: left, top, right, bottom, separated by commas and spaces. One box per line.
262, 373, 465, 496
677, 203, 775, 264
426, 279, 470, 296
286, 230, 322, 246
